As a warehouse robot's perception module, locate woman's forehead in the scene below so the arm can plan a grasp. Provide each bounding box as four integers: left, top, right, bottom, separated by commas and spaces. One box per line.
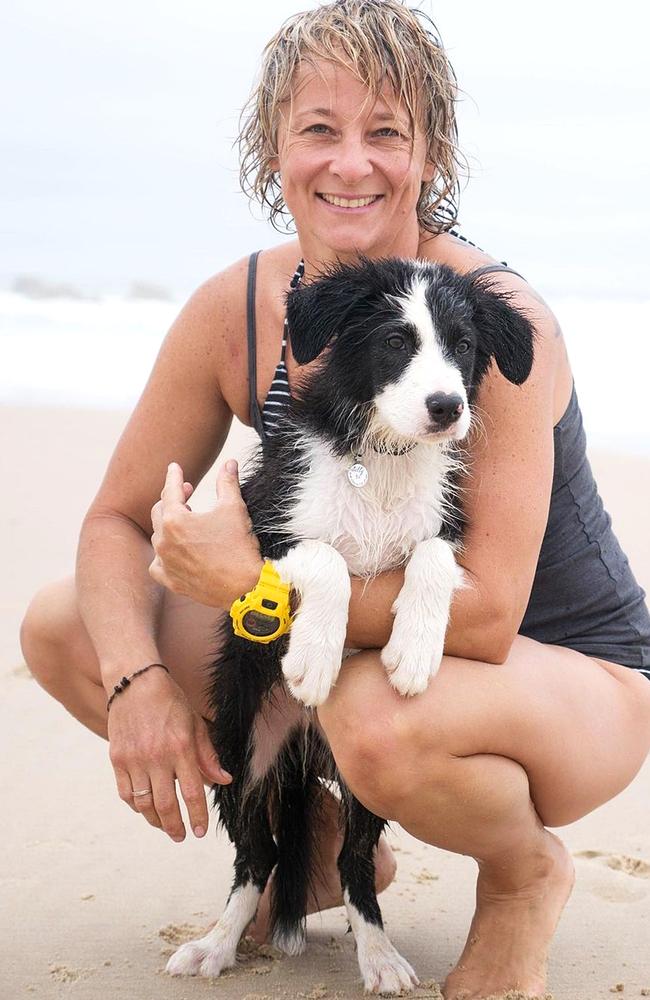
285, 57, 409, 122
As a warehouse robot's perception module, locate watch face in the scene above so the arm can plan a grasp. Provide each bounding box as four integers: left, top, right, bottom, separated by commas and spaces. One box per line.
242, 609, 280, 638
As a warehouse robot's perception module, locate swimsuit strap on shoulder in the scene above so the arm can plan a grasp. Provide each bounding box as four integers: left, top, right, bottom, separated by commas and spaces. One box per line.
468, 263, 527, 282
246, 250, 266, 439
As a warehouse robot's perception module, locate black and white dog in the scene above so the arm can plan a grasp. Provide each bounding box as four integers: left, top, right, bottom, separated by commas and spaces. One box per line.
167, 258, 534, 993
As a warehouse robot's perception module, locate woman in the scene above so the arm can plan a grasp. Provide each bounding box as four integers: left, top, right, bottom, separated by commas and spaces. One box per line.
20, 2, 650, 997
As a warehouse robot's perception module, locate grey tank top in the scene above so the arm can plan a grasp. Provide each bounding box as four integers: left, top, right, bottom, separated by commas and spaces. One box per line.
519, 381, 650, 671
247, 253, 650, 674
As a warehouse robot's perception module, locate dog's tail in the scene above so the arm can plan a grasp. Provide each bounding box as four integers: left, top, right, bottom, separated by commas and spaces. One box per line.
269, 724, 332, 955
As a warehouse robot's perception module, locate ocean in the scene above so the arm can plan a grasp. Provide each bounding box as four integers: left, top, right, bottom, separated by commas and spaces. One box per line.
1, 290, 649, 455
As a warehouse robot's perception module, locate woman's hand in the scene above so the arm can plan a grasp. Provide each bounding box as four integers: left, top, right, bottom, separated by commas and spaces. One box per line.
149, 460, 262, 610
108, 667, 232, 841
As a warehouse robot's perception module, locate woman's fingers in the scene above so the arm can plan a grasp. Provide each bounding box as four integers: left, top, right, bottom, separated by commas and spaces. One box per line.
114, 765, 138, 813
149, 768, 186, 842
127, 770, 163, 829
175, 758, 211, 838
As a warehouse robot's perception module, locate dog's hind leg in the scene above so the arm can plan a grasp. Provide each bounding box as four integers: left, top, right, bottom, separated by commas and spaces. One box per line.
338, 790, 419, 995
166, 789, 277, 979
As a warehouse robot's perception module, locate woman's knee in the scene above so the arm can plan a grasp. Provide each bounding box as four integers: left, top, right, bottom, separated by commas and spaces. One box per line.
318, 651, 436, 817
20, 577, 91, 689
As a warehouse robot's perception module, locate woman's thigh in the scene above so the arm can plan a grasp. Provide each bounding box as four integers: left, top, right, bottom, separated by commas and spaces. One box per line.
319, 636, 650, 827
32, 575, 224, 718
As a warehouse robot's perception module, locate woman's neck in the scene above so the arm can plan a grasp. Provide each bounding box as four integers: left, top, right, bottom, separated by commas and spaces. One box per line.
297, 221, 432, 279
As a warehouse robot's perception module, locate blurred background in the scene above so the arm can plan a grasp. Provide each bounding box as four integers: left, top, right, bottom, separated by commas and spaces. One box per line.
1, 0, 649, 451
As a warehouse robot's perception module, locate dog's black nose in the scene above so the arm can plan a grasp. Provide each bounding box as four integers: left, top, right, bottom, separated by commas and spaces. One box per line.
426, 392, 464, 430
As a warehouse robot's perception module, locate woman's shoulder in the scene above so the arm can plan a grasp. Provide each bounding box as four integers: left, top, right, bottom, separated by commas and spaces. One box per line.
422, 229, 560, 335
419, 229, 504, 275
191, 241, 301, 316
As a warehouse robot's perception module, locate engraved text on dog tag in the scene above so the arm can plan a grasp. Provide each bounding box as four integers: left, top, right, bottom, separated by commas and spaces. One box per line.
347, 462, 369, 488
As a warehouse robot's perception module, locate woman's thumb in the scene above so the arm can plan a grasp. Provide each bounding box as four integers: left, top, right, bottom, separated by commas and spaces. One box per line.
215, 460, 241, 502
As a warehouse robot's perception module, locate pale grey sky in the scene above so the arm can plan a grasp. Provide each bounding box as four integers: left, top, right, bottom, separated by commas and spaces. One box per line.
2, 0, 649, 298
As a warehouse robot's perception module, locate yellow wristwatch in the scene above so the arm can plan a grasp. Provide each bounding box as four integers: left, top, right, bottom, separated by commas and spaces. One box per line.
230, 560, 294, 643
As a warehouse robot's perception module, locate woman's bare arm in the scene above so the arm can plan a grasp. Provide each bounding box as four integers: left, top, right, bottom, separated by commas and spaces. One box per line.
74, 259, 258, 840
75, 264, 246, 692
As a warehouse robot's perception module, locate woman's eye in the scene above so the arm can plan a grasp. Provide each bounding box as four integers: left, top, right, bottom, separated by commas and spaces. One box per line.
456, 339, 471, 355
386, 334, 405, 350
306, 123, 332, 134
375, 128, 402, 138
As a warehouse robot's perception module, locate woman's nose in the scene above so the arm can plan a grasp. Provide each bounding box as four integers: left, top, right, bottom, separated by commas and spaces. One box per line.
328, 135, 374, 185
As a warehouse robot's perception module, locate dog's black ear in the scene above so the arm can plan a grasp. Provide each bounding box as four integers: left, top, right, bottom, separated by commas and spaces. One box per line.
286, 279, 343, 365
286, 259, 376, 365
471, 282, 535, 386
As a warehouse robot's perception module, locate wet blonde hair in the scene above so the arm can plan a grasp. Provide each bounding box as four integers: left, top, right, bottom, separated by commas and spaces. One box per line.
238, 0, 465, 235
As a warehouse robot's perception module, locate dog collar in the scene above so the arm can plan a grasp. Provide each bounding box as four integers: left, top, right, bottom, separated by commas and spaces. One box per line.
347, 441, 416, 488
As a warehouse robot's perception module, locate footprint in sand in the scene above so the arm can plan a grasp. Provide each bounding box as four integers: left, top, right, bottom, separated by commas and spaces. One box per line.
574, 850, 650, 879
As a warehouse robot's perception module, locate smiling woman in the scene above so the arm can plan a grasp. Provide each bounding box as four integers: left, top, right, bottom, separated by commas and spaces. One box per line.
19, 2, 650, 999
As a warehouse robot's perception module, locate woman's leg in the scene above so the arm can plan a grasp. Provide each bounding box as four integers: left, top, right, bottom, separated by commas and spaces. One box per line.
19, 576, 396, 932
317, 637, 650, 1000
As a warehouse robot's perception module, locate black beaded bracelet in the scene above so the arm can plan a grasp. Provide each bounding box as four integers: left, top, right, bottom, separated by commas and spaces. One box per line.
106, 662, 170, 712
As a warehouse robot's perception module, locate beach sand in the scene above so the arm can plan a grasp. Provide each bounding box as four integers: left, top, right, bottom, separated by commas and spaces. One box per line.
2, 404, 649, 1000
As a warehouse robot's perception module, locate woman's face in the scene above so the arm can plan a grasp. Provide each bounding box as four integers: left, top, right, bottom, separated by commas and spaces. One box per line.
275, 59, 434, 261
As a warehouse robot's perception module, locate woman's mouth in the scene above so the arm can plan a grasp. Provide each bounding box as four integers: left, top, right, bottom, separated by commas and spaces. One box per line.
317, 193, 383, 210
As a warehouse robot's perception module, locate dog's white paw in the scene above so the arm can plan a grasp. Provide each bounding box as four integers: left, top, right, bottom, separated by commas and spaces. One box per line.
381, 627, 443, 697
165, 935, 236, 978
357, 932, 420, 995
274, 539, 350, 706
282, 642, 341, 706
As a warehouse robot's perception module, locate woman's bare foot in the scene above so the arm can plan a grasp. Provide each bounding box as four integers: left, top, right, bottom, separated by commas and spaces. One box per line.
246, 792, 397, 944
442, 830, 575, 1000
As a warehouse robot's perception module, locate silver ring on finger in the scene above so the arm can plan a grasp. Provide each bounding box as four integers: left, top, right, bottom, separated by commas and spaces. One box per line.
132, 788, 152, 798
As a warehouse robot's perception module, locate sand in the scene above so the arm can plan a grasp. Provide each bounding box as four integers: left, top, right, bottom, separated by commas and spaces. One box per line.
2, 404, 649, 1000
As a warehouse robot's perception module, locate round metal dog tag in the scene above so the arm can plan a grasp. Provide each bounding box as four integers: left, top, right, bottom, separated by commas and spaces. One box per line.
347, 462, 369, 488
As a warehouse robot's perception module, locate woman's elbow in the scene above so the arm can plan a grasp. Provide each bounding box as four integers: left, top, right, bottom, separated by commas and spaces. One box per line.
451, 602, 522, 665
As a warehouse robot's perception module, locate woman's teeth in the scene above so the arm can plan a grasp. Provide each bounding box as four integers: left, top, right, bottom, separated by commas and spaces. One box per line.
319, 193, 380, 208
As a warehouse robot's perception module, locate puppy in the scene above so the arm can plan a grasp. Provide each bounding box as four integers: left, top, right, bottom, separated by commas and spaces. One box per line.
166, 257, 534, 993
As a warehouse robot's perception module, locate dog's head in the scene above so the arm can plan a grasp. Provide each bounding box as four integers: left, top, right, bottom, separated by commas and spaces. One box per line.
286, 257, 535, 451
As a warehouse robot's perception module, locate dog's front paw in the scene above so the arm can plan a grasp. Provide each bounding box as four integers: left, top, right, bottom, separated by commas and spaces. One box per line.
282, 640, 341, 706
381, 625, 443, 697
357, 932, 420, 994
165, 934, 236, 978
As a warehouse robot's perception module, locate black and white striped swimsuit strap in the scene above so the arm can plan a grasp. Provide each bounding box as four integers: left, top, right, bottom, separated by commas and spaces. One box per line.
246, 251, 304, 440
261, 258, 305, 435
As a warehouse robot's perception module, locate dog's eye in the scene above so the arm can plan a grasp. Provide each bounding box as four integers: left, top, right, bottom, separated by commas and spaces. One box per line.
386, 334, 405, 350
456, 339, 471, 355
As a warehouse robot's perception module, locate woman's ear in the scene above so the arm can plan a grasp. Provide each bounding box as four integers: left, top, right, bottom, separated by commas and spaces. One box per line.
422, 158, 435, 184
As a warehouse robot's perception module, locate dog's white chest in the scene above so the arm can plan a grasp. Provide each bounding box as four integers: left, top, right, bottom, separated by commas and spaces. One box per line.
285, 438, 452, 577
